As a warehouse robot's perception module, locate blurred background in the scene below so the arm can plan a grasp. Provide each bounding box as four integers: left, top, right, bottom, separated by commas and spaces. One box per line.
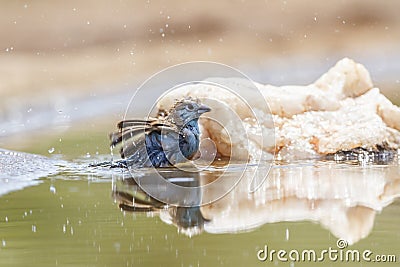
1, 0, 400, 156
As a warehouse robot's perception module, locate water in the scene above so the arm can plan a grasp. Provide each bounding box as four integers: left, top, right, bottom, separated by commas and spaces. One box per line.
1, 149, 399, 266
0, 70, 399, 265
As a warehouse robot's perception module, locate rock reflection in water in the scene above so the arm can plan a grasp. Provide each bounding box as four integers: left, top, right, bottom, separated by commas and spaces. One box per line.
112, 160, 400, 244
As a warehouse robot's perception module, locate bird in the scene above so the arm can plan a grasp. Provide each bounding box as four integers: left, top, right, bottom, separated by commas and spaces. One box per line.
108, 98, 211, 168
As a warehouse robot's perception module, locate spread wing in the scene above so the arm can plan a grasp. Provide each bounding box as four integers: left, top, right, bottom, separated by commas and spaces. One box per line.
109, 119, 180, 165
110, 119, 155, 149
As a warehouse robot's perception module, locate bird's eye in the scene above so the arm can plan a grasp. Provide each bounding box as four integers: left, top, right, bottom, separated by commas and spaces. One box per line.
186, 103, 194, 111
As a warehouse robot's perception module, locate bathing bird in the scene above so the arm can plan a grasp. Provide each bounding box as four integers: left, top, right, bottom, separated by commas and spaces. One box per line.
108, 98, 211, 168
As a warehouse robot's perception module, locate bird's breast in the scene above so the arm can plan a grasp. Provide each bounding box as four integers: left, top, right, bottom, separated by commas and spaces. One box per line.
179, 128, 200, 160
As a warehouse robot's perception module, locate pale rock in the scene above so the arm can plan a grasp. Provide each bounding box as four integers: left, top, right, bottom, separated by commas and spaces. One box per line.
158, 58, 400, 160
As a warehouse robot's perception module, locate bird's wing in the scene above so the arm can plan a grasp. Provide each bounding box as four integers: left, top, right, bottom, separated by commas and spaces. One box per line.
110, 119, 179, 160
110, 119, 156, 148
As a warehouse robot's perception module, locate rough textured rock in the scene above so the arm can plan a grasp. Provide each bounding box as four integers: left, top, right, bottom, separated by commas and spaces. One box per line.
158, 58, 400, 160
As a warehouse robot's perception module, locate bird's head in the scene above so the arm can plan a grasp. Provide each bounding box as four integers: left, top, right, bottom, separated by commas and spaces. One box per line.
166, 98, 211, 127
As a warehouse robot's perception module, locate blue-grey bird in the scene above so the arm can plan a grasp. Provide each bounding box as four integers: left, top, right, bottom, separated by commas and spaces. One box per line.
109, 98, 211, 168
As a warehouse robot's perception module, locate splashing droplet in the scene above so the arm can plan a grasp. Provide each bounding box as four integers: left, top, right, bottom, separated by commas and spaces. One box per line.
50, 185, 56, 194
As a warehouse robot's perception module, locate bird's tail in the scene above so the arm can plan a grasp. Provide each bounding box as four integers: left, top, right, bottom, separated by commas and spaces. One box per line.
89, 159, 128, 168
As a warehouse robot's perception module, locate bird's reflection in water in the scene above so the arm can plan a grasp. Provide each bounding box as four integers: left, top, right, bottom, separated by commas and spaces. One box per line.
112, 158, 400, 243
112, 169, 210, 236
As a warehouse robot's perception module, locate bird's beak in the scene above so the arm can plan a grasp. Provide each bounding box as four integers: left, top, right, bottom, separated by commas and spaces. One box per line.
197, 104, 211, 114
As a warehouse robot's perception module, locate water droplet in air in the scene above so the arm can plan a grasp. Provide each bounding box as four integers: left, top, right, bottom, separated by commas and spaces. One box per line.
48, 147, 55, 154
50, 185, 56, 194
32, 225, 37, 233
